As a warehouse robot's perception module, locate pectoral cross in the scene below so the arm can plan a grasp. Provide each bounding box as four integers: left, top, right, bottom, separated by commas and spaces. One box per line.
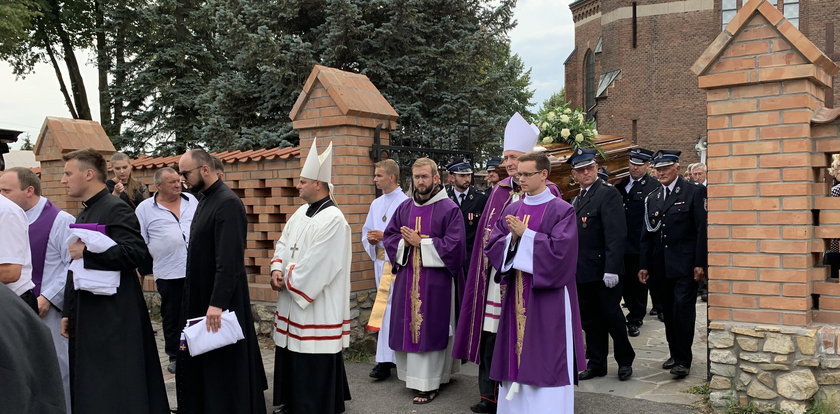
290, 243, 300, 258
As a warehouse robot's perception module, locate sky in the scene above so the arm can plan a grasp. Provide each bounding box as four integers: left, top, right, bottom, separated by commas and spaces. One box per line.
0, 0, 575, 150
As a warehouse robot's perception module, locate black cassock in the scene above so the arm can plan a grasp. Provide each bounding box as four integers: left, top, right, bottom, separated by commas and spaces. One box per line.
63, 188, 169, 413
176, 180, 267, 414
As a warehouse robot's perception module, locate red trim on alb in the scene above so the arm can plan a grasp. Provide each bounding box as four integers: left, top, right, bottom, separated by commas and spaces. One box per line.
485, 300, 502, 307
270, 258, 282, 264
285, 265, 314, 303
483, 313, 501, 320
275, 328, 350, 341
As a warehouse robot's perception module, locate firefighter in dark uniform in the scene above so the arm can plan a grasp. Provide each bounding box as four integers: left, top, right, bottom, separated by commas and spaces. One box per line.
569, 149, 635, 382
616, 148, 660, 337
446, 160, 489, 271
485, 157, 502, 187
638, 150, 707, 379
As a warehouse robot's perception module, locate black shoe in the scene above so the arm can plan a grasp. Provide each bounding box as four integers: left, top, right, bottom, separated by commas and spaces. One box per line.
662, 358, 676, 369
618, 366, 633, 381
628, 324, 640, 337
670, 365, 690, 378
470, 400, 497, 413
701, 293, 708, 302
578, 368, 607, 380
657, 312, 665, 322
167, 360, 177, 374
369, 363, 392, 381
272, 405, 288, 414
649, 308, 659, 316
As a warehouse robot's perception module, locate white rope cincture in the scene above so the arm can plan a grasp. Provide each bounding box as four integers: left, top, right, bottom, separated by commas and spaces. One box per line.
505, 382, 521, 400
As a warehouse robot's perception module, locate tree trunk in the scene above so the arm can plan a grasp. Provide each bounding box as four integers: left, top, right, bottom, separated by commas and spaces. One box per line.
94, 0, 113, 133
112, 25, 125, 137
48, 0, 93, 120
40, 27, 78, 119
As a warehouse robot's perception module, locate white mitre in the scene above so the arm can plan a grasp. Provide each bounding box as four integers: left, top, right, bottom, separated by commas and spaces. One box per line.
503, 112, 539, 153
301, 138, 333, 183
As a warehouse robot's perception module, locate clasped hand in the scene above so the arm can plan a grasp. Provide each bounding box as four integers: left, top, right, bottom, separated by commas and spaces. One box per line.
400, 226, 421, 247
505, 215, 526, 239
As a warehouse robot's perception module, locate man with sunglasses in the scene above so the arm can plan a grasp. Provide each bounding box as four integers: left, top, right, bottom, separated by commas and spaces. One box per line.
569, 148, 635, 382
176, 149, 267, 413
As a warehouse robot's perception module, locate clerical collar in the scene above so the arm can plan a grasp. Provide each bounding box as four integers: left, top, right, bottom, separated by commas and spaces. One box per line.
306, 196, 334, 217
524, 187, 555, 205
82, 188, 110, 209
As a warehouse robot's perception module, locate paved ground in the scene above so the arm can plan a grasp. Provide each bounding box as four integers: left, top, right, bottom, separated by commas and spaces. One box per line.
154, 299, 708, 413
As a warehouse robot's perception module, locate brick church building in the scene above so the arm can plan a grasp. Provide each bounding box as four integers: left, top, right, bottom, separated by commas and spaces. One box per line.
564, 0, 840, 163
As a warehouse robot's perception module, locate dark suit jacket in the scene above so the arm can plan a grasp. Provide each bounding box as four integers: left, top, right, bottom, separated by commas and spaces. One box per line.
616, 174, 660, 255
447, 186, 489, 260
639, 176, 708, 279
572, 178, 627, 284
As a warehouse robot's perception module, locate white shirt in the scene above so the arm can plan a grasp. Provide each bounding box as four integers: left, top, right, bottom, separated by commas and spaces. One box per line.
135, 192, 197, 280
662, 179, 678, 198
0, 195, 34, 295
361, 188, 408, 283
624, 177, 641, 193
25, 197, 74, 307
453, 188, 467, 204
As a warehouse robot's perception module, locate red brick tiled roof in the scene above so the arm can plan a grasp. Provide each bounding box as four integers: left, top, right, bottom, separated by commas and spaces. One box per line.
131, 146, 300, 170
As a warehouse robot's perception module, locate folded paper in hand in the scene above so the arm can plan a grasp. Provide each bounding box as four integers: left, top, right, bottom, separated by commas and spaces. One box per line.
182, 310, 245, 356
67, 227, 120, 295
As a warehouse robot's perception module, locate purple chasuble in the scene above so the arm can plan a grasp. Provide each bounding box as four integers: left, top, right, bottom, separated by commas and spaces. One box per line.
485, 197, 586, 387
384, 194, 466, 353
453, 177, 562, 363
29, 199, 61, 296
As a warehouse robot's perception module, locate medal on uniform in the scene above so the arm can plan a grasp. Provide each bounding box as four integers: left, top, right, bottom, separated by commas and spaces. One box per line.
581, 216, 588, 229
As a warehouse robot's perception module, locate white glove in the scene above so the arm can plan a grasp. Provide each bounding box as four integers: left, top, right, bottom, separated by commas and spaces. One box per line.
603, 273, 619, 288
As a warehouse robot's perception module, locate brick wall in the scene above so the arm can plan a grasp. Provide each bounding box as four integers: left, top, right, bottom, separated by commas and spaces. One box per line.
695, 1, 840, 410
566, 0, 840, 163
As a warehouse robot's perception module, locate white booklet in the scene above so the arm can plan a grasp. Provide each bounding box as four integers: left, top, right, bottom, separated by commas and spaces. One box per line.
182, 310, 245, 356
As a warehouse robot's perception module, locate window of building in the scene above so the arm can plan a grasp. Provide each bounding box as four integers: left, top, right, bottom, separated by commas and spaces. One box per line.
584, 50, 595, 113
722, 0, 798, 30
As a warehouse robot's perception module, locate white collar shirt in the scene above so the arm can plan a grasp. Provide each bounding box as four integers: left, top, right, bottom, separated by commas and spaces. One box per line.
135, 192, 198, 280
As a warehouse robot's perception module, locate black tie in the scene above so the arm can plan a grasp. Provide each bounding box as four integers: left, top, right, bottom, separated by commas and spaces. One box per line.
459, 193, 466, 205
665, 187, 671, 198
576, 189, 587, 207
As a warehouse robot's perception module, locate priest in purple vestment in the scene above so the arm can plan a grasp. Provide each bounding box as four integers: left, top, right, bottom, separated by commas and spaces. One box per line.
453, 112, 561, 414
484, 151, 585, 414
384, 157, 465, 405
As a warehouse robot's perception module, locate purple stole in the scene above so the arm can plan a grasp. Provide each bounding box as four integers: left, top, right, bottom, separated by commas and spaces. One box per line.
29, 199, 61, 296
501, 201, 548, 376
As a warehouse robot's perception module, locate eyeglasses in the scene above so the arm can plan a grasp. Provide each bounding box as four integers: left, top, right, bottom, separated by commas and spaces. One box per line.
514, 170, 544, 179
179, 166, 203, 178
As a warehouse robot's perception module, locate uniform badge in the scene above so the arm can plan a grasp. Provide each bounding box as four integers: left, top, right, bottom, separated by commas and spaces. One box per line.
654, 211, 659, 217
675, 186, 681, 194
581, 216, 588, 229
469, 194, 474, 200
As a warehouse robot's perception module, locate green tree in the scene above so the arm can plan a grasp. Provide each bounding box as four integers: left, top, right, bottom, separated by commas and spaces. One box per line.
19, 134, 34, 151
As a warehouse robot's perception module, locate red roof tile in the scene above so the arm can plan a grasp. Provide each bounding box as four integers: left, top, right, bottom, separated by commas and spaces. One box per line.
131, 147, 300, 170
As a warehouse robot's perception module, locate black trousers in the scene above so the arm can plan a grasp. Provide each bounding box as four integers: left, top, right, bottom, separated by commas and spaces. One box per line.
621, 254, 648, 326
156, 278, 185, 360
577, 281, 636, 370
477, 331, 498, 403
656, 275, 698, 367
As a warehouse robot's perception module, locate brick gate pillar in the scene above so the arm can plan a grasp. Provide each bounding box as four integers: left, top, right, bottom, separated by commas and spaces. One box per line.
32, 117, 116, 216
692, 0, 840, 411
289, 65, 399, 335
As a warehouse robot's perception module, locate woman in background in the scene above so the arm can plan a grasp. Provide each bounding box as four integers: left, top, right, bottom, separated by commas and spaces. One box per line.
826, 155, 840, 278
107, 152, 149, 210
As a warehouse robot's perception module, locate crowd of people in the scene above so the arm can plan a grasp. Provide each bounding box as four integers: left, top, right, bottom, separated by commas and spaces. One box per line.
0, 111, 712, 414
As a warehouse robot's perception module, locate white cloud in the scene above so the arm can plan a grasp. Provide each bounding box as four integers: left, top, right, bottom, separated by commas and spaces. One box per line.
509, 0, 576, 109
